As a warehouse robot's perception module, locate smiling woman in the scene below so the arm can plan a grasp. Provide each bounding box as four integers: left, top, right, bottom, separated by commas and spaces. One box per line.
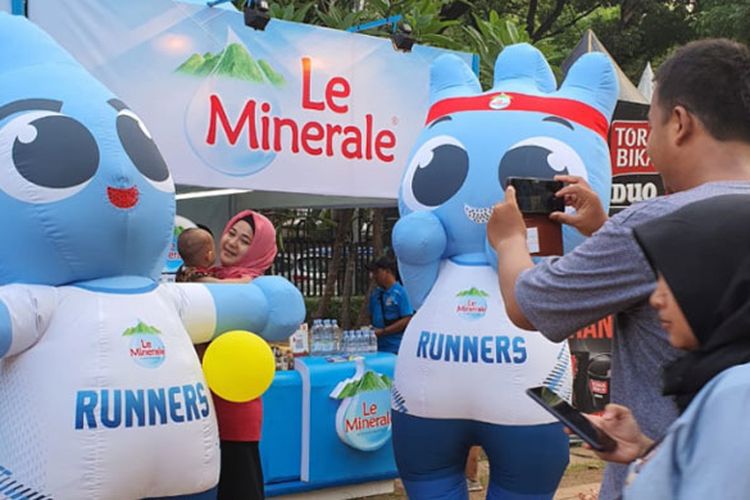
198, 209, 278, 284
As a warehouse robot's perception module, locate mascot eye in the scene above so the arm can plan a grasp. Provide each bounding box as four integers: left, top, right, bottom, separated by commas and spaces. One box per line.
116, 109, 174, 193
402, 135, 469, 211
498, 137, 587, 188
0, 110, 98, 203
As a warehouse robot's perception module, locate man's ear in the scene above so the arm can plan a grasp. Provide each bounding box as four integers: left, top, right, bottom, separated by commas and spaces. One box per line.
673, 105, 696, 146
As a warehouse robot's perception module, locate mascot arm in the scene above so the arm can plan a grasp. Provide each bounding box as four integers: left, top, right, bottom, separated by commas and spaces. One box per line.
0, 285, 55, 358
392, 211, 447, 309
167, 277, 305, 343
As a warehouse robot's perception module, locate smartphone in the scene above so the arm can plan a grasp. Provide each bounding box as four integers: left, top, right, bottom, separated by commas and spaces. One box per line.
526, 386, 617, 452
506, 177, 565, 215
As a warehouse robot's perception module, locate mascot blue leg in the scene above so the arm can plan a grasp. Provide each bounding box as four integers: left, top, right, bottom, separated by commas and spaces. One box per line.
393, 412, 568, 499
481, 422, 568, 499
392, 411, 471, 500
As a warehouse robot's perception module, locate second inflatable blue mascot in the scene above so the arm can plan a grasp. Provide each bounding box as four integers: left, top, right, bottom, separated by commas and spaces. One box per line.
391, 44, 618, 499
0, 14, 305, 499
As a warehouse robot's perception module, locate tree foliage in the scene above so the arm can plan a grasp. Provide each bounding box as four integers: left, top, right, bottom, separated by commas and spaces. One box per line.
227, 0, 750, 86
694, 0, 750, 46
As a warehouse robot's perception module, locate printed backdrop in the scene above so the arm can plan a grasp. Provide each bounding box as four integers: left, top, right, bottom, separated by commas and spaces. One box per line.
27, 0, 475, 199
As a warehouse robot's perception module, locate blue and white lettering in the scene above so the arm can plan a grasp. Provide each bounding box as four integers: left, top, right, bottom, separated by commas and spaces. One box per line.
75, 383, 210, 430
416, 330, 529, 364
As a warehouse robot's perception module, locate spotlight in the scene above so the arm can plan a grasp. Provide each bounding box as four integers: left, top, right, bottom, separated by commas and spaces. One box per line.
244, 0, 271, 31
391, 22, 415, 52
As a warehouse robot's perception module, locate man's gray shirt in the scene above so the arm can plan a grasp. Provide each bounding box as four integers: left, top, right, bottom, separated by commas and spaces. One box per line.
515, 181, 750, 499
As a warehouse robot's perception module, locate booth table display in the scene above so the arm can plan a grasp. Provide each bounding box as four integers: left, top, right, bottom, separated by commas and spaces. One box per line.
260, 353, 398, 497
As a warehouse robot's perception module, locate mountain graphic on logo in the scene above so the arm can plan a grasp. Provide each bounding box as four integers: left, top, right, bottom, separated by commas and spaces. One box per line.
122, 320, 162, 336
176, 43, 285, 87
331, 371, 392, 400
456, 287, 490, 298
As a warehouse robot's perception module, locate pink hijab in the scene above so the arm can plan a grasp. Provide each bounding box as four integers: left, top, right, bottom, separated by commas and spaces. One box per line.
212, 209, 278, 280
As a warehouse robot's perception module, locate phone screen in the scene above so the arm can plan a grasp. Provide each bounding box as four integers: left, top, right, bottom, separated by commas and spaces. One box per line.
526, 386, 616, 452
506, 177, 565, 215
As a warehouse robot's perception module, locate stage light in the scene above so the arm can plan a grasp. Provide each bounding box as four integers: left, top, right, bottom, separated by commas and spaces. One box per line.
244, 0, 271, 31
347, 15, 416, 53
390, 23, 415, 52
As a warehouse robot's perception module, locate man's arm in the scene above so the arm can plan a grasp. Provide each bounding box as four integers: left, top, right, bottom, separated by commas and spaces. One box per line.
375, 315, 412, 337
487, 186, 536, 330
488, 186, 658, 341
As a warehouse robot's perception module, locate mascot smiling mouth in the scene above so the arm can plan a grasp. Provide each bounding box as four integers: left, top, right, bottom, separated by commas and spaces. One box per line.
464, 204, 492, 224
107, 186, 139, 209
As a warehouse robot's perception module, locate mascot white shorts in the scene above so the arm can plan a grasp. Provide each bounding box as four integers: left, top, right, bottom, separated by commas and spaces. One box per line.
393, 260, 572, 425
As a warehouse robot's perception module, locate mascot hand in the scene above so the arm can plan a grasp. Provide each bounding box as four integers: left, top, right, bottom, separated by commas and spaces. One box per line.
393, 211, 446, 265
251, 276, 306, 342
393, 212, 447, 309
204, 277, 305, 343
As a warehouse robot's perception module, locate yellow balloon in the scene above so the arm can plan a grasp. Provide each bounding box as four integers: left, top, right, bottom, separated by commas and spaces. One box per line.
202, 330, 276, 403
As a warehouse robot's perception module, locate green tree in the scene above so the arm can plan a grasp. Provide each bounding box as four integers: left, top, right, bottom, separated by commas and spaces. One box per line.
694, 0, 750, 45
590, 1, 695, 81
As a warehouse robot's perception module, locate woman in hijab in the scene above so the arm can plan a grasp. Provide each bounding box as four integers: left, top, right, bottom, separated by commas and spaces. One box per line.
197, 209, 277, 500
198, 209, 277, 283
584, 194, 750, 498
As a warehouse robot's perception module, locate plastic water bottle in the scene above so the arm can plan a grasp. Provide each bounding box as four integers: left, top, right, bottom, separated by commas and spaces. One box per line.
310, 319, 321, 355
368, 328, 378, 353
324, 319, 335, 356
321, 319, 331, 355
331, 319, 341, 354
327, 319, 336, 355
342, 330, 351, 355
350, 330, 359, 355
356, 329, 366, 354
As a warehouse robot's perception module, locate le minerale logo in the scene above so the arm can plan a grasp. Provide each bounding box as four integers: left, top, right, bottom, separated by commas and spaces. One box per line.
204, 55, 397, 163
124, 320, 166, 369
331, 364, 393, 452
455, 287, 489, 320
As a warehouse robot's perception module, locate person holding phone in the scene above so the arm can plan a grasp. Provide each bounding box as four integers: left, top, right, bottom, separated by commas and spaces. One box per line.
579, 194, 750, 498
487, 39, 750, 498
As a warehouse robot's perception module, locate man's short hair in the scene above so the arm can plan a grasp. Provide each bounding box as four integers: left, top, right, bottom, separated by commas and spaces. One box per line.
367, 256, 397, 274
654, 38, 750, 143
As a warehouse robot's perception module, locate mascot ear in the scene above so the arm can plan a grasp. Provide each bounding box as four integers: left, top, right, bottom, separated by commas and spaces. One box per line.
492, 43, 556, 94
429, 54, 481, 104
559, 52, 619, 119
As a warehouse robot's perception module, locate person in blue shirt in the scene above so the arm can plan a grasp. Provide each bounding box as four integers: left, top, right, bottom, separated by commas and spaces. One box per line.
585, 194, 750, 499
367, 257, 414, 354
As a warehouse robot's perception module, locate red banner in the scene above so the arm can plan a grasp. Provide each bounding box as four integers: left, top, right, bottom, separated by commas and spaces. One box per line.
609, 120, 655, 176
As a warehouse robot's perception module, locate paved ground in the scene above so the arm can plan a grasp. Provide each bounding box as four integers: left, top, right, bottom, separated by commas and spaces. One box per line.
368, 445, 604, 500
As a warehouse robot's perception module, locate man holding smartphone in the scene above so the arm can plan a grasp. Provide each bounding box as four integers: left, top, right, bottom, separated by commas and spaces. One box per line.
487, 39, 750, 499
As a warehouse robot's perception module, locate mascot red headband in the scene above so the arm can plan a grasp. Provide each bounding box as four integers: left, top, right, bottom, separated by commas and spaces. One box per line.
425, 91, 609, 142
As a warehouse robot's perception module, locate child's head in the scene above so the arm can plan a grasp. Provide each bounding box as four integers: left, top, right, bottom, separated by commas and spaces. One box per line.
177, 228, 215, 268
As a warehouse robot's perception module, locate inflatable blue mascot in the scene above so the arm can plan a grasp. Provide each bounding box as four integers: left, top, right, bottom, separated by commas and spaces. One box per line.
391, 44, 618, 499
0, 14, 305, 499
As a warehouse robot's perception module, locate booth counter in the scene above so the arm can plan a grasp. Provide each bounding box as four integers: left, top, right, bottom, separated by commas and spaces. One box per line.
260, 353, 398, 497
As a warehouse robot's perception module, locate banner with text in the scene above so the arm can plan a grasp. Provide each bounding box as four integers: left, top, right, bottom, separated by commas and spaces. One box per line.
28, 0, 475, 198
608, 101, 664, 213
